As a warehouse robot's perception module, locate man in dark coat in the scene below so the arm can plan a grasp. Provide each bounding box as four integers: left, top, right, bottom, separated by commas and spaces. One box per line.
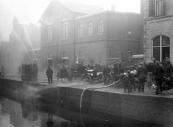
103, 65, 111, 85
46, 66, 53, 84
146, 61, 155, 83
163, 57, 172, 77
137, 62, 147, 92
60, 65, 67, 83
113, 63, 118, 75
128, 70, 136, 91
154, 61, 164, 95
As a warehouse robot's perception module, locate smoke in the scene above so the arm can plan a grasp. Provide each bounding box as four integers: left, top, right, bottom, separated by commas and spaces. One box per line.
0, 0, 50, 42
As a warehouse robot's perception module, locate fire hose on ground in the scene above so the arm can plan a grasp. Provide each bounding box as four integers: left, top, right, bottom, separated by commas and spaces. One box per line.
79, 79, 121, 127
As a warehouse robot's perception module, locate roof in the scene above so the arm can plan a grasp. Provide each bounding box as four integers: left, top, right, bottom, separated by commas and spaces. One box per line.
39, 0, 105, 22
75, 11, 141, 20
56, 0, 105, 15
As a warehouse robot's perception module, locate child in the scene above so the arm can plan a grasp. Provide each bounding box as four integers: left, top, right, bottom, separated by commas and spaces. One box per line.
128, 70, 136, 91
122, 72, 129, 93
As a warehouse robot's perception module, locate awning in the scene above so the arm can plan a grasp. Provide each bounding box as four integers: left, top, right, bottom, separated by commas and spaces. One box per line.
131, 54, 144, 59
62, 57, 69, 59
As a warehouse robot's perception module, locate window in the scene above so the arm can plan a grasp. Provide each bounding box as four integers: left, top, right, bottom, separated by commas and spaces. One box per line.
156, 0, 164, 16
148, 0, 155, 17
46, 25, 52, 42
78, 24, 83, 37
88, 22, 93, 36
148, 0, 164, 17
153, 36, 170, 62
47, 53, 53, 66
61, 20, 68, 39
98, 19, 104, 34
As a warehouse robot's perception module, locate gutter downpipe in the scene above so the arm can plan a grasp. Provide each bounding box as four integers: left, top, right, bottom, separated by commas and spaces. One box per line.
74, 16, 76, 65
106, 11, 109, 64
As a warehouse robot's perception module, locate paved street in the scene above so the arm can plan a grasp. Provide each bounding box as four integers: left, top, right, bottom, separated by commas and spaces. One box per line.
3, 73, 173, 98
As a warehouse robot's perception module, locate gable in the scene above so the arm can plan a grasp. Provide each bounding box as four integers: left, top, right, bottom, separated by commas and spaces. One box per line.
39, 0, 105, 23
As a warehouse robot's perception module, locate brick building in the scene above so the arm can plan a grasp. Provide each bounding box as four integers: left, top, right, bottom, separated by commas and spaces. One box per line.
39, 0, 143, 72
143, 0, 173, 62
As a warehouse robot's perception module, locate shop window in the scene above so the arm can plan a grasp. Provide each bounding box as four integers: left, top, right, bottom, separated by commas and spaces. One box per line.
153, 36, 170, 62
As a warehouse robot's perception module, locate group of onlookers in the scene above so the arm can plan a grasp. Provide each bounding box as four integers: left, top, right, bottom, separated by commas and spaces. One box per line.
122, 57, 173, 95
46, 57, 173, 95
46, 62, 123, 84
46, 64, 69, 84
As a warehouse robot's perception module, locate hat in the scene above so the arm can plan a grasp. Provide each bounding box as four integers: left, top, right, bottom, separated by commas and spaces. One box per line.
139, 62, 143, 65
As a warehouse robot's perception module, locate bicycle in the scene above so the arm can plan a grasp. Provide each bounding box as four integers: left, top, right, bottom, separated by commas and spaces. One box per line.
144, 76, 173, 94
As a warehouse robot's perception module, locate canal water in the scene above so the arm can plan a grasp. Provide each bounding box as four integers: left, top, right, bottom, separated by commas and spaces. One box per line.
0, 97, 80, 127
0, 81, 162, 127
0, 95, 161, 127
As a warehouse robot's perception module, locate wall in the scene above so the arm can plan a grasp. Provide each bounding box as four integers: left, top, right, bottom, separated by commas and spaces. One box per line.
74, 12, 108, 64
107, 12, 143, 59
75, 13, 107, 43
75, 41, 107, 65
1, 78, 173, 127
144, 17, 173, 62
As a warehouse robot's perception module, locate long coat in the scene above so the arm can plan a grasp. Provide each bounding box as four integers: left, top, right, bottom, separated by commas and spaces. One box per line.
137, 66, 147, 79
46, 68, 53, 77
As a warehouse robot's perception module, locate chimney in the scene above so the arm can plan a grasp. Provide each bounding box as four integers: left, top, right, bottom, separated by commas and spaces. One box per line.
111, 5, 115, 11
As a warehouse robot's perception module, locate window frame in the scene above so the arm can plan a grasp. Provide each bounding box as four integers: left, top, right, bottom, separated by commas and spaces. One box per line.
78, 24, 83, 37
46, 24, 52, 43
61, 20, 68, 40
88, 22, 93, 36
98, 19, 104, 34
152, 35, 170, 62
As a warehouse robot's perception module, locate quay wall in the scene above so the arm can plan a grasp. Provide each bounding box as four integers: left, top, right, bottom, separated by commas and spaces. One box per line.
0, 78, 173, 127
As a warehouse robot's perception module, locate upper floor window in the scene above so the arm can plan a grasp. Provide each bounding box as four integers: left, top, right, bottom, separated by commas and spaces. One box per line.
148, 0, 165, 17
88, 22, 93, 36
46, 24, 52, 42
78, 24, 83, 37
156, 0, 164, 16
61, 20, 68, 40
98, 19, 104, 34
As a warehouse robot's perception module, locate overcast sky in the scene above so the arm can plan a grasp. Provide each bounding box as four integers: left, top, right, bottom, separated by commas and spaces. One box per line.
0, 0, 140, 41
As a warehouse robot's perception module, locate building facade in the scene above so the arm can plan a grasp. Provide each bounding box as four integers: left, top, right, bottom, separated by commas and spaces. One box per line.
143, 0, 173, 62
39, 1, 143, 72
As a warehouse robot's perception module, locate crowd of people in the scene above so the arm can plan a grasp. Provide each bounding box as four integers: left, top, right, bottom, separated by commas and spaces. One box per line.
122, 57, 173, 95
46, 62, 122, 84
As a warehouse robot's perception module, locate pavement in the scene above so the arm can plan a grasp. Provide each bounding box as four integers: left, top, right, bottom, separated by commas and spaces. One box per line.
3, 73, 173, 98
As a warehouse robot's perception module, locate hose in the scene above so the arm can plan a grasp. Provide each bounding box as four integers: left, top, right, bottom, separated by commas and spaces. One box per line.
79, 79, 121, 127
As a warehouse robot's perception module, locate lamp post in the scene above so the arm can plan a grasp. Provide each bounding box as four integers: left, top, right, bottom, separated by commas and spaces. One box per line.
128, 31, 131, 56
